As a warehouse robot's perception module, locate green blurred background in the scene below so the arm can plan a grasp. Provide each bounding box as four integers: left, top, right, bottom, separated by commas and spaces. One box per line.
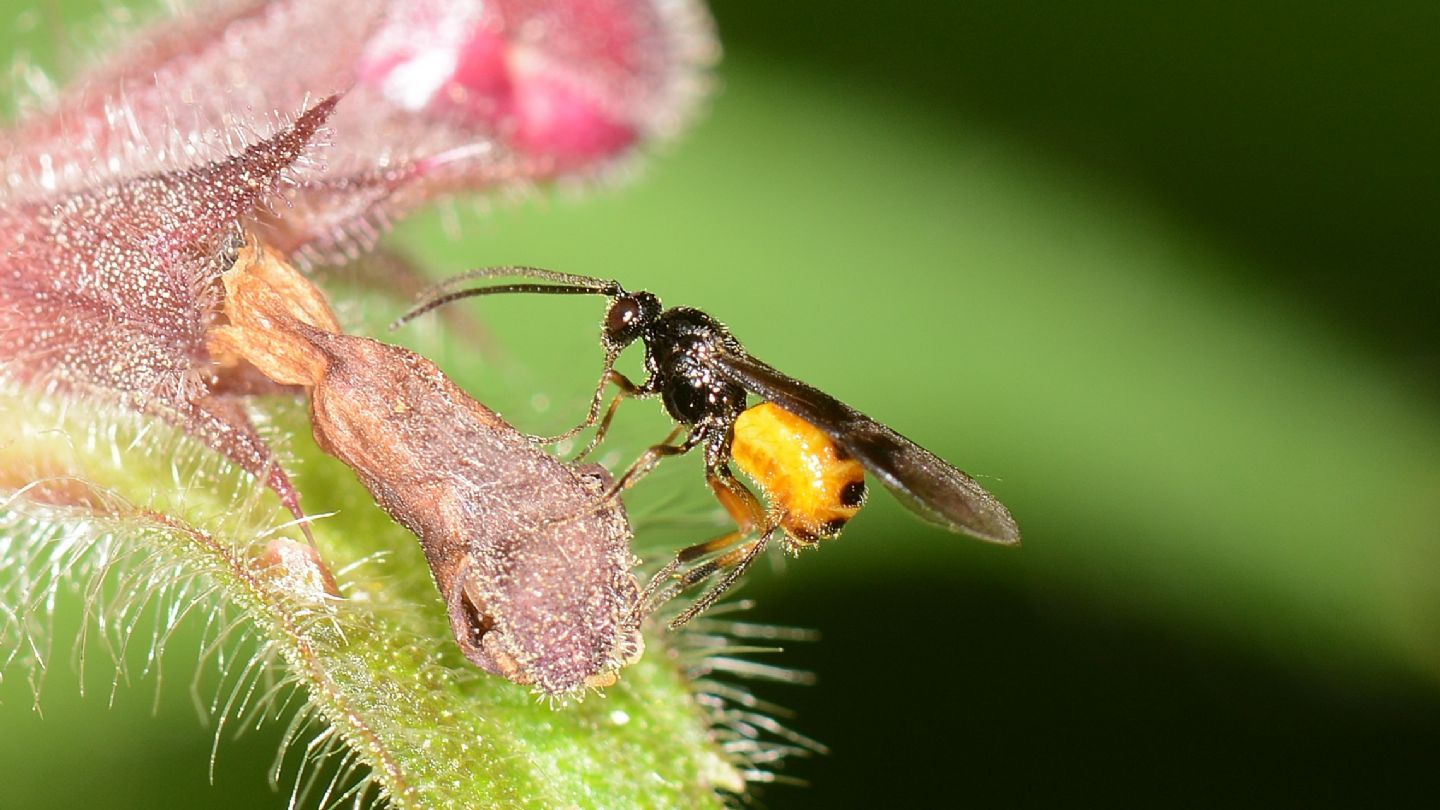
4, 1, 1440, 806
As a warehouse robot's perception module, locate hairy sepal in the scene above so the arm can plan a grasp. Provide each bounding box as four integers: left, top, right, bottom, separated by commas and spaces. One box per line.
0, 383, 749, 808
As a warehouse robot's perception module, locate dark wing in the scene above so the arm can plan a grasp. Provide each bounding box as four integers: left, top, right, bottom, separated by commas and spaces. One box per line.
713, 351, 1021, 546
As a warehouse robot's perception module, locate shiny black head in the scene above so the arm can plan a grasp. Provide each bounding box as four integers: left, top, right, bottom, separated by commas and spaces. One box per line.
602, 291, 663, 351
393, 267, 746, 431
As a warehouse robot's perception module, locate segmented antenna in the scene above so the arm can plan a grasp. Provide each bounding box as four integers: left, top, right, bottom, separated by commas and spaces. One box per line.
390, 267, 621, 330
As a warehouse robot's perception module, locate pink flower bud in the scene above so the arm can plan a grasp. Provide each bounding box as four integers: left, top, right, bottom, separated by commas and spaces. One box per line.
3, 0, 716, 259
0, 1, 715, 536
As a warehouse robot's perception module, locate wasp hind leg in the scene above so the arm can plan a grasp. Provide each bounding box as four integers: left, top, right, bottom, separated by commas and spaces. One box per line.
640, 462, 776, 628
664, 531, 774, 629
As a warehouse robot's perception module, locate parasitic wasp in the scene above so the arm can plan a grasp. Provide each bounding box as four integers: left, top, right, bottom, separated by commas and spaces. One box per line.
394, 267, 1020, 627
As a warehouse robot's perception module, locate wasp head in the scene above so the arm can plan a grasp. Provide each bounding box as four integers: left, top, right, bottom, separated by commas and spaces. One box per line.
602, 290, 663, 351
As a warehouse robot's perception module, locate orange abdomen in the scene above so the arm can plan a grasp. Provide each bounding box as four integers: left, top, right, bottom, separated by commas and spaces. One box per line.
731, 402, 867, 545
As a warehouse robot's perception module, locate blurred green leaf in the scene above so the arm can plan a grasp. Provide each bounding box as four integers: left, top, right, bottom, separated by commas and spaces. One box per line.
386, 57, 1440, 683
4, 1, 1439, 806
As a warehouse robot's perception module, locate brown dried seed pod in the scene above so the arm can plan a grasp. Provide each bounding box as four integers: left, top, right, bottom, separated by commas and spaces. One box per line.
211, 241, 643, 695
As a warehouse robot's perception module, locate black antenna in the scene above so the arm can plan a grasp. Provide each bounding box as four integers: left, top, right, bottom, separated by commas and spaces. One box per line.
428, 266, 616, 296
390, 266, 620, 330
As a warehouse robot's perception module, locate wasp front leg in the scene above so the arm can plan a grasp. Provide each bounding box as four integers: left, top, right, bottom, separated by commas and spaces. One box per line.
541, 355, 651, 447
569, 368, 647, 461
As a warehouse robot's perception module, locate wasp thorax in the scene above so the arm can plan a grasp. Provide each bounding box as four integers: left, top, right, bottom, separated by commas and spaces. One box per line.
603, 291, 662, 347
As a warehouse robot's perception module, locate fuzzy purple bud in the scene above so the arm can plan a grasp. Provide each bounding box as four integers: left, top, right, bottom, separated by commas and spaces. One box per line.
3, 0, 716, 262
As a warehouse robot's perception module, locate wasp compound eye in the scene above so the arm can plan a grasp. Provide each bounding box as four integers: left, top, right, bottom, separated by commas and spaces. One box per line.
604, 292, 661, 347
